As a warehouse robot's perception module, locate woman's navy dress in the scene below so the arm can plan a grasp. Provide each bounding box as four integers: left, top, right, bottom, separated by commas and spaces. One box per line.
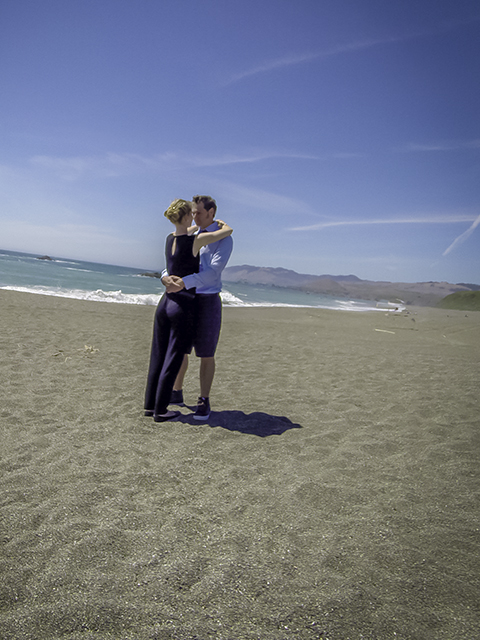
144, 234, 199, 415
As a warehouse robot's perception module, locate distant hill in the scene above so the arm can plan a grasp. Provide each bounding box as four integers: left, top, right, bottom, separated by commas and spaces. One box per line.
222, 265, 317, 287
456, 283, 480, 291
223, 264, 478, 307
437, 291, 480, 311
223, 265, 361, 286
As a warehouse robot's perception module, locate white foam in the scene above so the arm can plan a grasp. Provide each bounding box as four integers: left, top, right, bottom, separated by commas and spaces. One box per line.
335, 299, 405, 312
220, 290, 248, 306
54, 260, 81, 265
0, 285, 161, 306
1, 284, 400, 313
220, 289, 405, 312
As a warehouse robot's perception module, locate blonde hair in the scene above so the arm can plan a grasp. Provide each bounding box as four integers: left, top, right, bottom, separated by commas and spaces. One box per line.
164, 199, 192, 224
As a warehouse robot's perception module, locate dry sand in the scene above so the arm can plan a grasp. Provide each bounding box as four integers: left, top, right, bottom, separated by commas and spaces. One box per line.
1, 289, 479, 640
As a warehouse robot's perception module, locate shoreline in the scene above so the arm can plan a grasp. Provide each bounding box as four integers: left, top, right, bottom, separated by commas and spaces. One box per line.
1, 283, 409, 313
1, 289, 479, 639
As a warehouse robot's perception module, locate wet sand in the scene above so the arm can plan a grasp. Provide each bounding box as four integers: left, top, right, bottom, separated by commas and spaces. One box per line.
1, 289, 479, 639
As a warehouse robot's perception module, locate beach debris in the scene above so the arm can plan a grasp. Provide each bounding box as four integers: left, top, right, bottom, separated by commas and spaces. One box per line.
52, 349, 71, 362
374, 329, 395, 334
79, 344, 99, 354
52, 345, 98, 361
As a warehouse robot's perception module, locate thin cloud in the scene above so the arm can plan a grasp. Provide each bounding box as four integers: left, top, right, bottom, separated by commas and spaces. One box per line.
30, 154, 134, 180
1, 217, 147, 264
225, 36, 404, 85
184, 150, 321, 166
27, 154, 322, 218
208, 178, 319, 217
443, 214, 480, 256
398, 139, 480, 153
30, 148, 359, 180
225, 16, 480, 85
289, 214, 478, 232
171, 148, 364, 165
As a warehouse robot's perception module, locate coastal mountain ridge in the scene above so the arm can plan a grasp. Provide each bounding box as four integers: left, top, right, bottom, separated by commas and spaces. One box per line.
223, 265, 479, 306
223, 264, 362, 285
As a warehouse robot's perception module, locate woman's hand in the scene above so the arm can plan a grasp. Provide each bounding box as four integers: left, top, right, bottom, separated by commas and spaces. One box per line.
163, 275, 185, 292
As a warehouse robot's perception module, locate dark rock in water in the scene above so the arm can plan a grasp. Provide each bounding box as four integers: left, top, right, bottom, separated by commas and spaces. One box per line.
37, 255, 53, 261
139, 272, 162, 279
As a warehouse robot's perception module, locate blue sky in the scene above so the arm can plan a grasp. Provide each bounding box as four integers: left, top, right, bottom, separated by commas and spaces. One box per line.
1, 0, 479, 283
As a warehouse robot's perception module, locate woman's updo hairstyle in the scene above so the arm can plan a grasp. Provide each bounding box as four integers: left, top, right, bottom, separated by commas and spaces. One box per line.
164, 199, 192, 224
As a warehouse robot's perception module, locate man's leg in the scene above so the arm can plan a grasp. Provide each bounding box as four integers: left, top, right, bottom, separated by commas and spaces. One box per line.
173, 354, 188, 391
199, 356, 215, 398
193, 294, 221, 420
194, 356, 214, 420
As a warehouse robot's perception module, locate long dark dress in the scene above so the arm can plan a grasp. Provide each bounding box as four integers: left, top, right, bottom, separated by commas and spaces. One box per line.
144, 234, 199, 415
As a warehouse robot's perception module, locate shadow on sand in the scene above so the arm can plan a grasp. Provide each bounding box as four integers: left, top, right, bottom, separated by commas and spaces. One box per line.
177, 409, 302, 437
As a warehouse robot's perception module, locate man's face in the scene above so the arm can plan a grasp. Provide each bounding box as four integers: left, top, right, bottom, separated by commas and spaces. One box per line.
192, 202, 215, 229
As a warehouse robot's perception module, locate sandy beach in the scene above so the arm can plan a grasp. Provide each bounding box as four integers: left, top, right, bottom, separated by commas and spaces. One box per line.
1, 289, 479, 640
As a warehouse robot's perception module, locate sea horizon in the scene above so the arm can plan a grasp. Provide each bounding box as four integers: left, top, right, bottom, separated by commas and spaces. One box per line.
0, 248, 403, 312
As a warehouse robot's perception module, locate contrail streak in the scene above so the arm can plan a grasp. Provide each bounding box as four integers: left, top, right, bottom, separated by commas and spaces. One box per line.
443, 214, 480, 256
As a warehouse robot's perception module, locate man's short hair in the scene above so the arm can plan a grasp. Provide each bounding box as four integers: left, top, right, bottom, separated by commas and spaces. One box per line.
192, 195, 217, 214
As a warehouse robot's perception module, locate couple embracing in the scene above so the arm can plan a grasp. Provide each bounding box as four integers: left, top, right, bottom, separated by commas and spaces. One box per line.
144, 195, 233, 423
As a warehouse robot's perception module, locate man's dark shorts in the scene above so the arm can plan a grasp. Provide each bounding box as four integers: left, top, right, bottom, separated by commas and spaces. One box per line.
193, 293, 222, 358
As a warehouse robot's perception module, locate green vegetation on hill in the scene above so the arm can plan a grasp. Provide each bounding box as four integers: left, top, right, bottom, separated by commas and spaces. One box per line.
437, 291, 480, 311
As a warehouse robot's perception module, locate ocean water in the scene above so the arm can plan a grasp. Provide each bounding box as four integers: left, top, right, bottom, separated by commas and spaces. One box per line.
0, 249, 400, 312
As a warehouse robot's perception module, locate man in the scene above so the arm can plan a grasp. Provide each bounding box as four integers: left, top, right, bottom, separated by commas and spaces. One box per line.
161, 195, 233, 420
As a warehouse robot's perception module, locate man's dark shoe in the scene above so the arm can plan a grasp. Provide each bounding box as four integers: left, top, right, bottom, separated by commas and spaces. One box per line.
194, 396, 210, 421
169, 389, 184, 406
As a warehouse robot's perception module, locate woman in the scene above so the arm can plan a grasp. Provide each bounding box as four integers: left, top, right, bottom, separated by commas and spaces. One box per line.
144, 199, 233, 422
